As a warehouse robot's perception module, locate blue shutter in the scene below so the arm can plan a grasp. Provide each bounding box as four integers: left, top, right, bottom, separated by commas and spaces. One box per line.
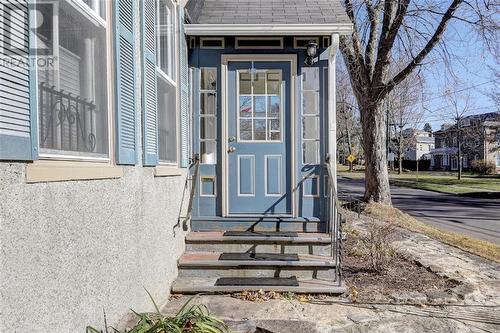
0, 1, 38, 161
141, 0, 158, 166
114, 0, 137, 165
179, 8, 190, 167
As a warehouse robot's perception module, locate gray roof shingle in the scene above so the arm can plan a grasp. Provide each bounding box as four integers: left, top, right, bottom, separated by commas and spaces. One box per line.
186, 0, 350, 25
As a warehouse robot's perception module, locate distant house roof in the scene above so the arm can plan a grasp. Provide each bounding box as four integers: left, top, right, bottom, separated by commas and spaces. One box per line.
185, 0, 352, 36
434, 111, 500, 134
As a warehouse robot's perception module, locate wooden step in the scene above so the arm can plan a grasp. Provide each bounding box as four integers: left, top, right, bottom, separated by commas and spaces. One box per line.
178, 252, 335, 268
171, 277, 347, 294
186, 231, 331, 245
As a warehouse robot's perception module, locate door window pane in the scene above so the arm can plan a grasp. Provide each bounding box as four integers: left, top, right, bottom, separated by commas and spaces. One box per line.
199, 68, 218, 164
301, 68, 320, 165
201, 68, 217, 90
201, 141, 217, 164
268, 96, 280, 118
237, 69, 282, 141
254, 119, 266, 140
303, 141, 319, 164
253, 72, 266, 94
200, 117, 216, 140
302, 117, 319, 140
239, 73, 252, 94
254, 96, 266, 117
239, 96, 252, 117
201, 93, 216, 115
303, 91, 319, 115
240, 120, 252, 140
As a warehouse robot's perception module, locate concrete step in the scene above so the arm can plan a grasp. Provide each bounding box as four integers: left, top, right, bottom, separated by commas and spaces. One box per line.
185, 231, 333, 255
191, 218, 326, 232
171, 277, 347, 294
177, 252, 337, 279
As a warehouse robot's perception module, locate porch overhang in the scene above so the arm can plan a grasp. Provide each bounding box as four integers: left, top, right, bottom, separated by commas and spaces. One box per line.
184, 23, 353, 36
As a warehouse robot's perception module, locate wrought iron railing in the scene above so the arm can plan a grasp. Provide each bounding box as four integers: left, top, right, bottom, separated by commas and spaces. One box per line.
39, 83, 99, 153
324, 155, 343, 284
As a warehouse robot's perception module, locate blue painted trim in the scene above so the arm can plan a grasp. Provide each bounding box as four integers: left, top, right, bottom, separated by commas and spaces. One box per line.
28, 0, 38, 160
141, 0, 158, 166
113, 0, 137, 165
0, 134, 33, 161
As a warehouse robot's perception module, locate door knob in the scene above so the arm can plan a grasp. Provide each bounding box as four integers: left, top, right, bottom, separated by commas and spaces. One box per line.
228, 146, 236, 153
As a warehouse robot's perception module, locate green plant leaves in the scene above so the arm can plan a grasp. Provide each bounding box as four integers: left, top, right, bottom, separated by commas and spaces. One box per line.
89, 293, 230, 333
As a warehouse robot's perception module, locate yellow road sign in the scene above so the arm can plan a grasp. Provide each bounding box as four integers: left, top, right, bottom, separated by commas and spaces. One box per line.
347, 154, 356, 163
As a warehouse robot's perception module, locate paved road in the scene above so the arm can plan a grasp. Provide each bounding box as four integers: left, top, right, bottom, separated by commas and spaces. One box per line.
338, 177, 500, 244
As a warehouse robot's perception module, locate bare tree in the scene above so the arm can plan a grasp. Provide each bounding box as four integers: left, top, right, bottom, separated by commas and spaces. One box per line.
337, 66, 362, 170
387, 70, 424, 174
445, 87, 473, 179
339, 0, 497, 204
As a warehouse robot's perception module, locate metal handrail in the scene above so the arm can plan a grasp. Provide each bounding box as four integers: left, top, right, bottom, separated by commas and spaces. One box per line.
324, 155, 343, 284
177, 154, 200, 229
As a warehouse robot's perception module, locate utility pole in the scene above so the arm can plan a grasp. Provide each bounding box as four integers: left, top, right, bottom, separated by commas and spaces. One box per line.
398, 123, 404, 175
456, 116, 462, 180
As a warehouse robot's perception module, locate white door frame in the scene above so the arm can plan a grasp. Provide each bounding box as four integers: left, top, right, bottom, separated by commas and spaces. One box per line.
220, 54, 297, 217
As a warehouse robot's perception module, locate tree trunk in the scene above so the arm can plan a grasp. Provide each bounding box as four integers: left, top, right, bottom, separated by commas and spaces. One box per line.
360, 101, 392, 204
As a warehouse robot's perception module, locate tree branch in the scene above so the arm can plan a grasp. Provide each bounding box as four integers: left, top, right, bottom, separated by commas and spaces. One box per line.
387, 0, 463, 94
364, 1, 382, 80
372, 0, 411, 86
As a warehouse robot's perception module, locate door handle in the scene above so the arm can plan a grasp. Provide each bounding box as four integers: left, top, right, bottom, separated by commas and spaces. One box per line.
228, 146, 236, 153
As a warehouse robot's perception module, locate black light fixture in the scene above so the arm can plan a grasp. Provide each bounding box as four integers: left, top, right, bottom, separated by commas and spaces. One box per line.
304, 40, 319, 66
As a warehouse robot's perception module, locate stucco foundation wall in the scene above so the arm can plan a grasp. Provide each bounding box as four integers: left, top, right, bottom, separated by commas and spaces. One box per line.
0, 163, 188, 333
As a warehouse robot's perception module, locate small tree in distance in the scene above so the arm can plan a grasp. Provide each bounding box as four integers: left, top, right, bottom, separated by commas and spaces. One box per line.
423, 123, 433, 133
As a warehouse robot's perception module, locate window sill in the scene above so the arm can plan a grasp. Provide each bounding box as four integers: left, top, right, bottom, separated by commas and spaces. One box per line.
26, 161, 123, 183
154, 165, 184, 177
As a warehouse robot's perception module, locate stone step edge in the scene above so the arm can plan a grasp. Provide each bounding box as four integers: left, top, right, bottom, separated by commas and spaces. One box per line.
178, 252, 336, 268
171, 277, 346, 294
185, 232, 332, 245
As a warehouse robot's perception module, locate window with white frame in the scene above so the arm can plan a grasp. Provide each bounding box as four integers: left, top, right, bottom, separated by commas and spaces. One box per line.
156, 0, 178, 164
157, 0, 175, 79
302, 68, 320, 164
200, 68, 217, 164
35, 0, 110, 158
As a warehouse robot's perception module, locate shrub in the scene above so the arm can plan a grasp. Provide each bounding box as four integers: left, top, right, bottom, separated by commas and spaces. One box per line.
87, 292, 229, 333
471, 160, 496, 175
356, 219, 396, 273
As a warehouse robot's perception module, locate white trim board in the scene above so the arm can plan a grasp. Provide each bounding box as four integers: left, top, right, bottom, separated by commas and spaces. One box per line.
185, 24, 353, 36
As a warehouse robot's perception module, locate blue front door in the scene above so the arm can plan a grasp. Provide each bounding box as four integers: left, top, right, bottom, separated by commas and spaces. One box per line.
227, 61, 292, 215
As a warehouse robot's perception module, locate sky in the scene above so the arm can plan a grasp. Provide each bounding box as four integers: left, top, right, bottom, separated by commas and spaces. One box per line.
413, 15, 498, 132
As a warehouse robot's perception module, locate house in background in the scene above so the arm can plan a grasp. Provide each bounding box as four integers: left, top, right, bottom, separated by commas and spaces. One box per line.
430, 111, 500, 172
0, 0, 351, 332
402, 128, 435, 161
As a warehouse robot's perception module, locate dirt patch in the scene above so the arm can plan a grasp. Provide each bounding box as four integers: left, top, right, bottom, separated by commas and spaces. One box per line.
343, 233, 459, 303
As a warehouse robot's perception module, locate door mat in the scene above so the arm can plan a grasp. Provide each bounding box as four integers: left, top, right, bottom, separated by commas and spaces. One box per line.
224, 231, 298, 237
219, 252, 299, 261
215, 277, 299, 287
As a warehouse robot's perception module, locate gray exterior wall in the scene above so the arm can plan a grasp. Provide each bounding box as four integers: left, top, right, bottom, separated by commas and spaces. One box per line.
0, 164, 188, 333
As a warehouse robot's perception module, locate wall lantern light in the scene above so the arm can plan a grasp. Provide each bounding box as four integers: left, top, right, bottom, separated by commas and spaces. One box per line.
304, 40, 319, 66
